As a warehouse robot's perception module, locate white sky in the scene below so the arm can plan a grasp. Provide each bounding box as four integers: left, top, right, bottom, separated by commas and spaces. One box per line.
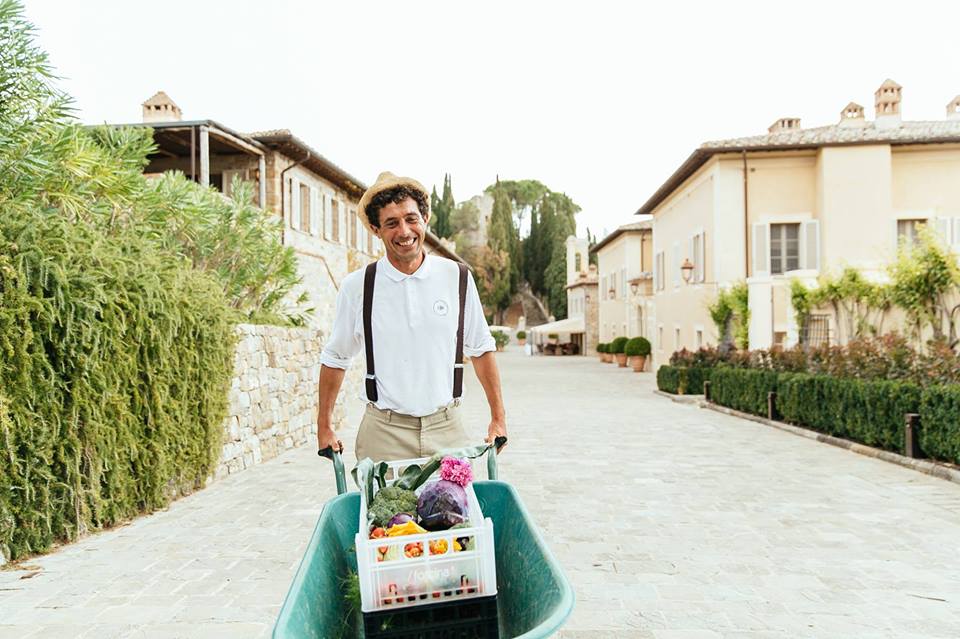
23, 0, 960, 240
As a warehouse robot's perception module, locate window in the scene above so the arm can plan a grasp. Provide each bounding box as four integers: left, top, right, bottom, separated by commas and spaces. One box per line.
620, 268, 626, 298
658, 325, 664, 351
331, 200, 340, 242
696, 329, 703, 349
897, 219, 925, 247
289, 178, 301, 230
674, 327, 680, 351
299, 183, 311, 232
690, 232, 705, 283
349, 209, 358, 248
655, 252, 665, 291
575, 253, 582, 273
770, 223, 800, 274
309, 187, 320, 235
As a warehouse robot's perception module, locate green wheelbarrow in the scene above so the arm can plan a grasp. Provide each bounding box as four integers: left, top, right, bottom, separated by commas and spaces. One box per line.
273, 446, 574, 638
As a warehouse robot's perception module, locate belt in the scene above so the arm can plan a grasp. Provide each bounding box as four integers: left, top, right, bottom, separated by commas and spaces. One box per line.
365, 399, 461, 427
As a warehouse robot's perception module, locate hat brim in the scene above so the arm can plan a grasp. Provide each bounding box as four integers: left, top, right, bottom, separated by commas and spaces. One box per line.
358, 172, 431, 234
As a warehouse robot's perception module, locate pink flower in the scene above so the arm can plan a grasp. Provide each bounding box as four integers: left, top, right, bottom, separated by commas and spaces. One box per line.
439, 456, 473, 487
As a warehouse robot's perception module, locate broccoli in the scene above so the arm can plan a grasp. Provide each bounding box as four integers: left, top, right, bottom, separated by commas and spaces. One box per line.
368, 486, 417, 528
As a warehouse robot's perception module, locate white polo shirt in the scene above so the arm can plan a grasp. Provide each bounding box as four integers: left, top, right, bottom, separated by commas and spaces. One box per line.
320, 254, 496, 417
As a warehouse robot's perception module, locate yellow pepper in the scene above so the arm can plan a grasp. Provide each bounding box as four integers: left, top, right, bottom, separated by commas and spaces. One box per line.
386, 520, 428, 537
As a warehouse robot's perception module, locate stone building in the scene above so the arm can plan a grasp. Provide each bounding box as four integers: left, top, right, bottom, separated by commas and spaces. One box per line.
638, 79, 960, 366
107, 92, 465, 469
590, 220, 654, 354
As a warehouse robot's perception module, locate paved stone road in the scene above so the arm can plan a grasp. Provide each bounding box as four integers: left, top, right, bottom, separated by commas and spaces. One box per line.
3, 348, 960, 638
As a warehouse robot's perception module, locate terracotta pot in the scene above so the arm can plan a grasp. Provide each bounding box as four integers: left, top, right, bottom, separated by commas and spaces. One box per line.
603, 353, 613, 363
631, 355, 646, 372
615, 353, 628, 367
597, 352, 604, 362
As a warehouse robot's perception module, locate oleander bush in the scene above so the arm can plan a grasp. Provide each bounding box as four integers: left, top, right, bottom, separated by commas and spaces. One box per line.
0, 1, 300, 561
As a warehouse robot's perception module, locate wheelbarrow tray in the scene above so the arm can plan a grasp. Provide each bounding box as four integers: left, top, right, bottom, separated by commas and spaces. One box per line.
273, 480, 574, 639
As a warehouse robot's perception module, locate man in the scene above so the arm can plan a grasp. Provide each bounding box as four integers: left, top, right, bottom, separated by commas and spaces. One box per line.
316, 172, 507, 462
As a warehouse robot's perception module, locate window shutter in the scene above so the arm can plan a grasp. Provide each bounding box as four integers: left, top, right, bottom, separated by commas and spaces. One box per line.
323, 195, 332, 239
751, 223, 769, 276
309, 187, 319, 235
799, 220, 820, 271
936, 217, 952, 246
339, 200, 347, 245
699, 232, 707, 282
953, 217, 960, 249
290, 179, 301, 230
688, 236, 696, 282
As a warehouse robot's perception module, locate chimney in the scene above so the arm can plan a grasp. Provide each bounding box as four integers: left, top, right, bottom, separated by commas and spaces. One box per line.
838, 102, 866, 128
874, 79, 902, 129
948, 95, 960, 120
768, 117, 801, 134
142, 91, 182, 123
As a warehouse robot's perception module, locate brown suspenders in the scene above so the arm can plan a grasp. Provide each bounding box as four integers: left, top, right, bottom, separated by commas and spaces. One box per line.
362, 262, 379, 402
362, 260, 469, 403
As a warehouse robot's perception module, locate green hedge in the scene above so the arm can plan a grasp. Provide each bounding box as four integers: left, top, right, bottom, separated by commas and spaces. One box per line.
657, 366, 680, 393
919, 387, 960, 464
710, 367, 778, 416
656, 366, 710, 395
0, 211, 236, 562
776, 374, 921, 453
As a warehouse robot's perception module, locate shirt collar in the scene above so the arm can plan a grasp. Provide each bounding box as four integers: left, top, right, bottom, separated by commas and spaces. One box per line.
379, 252, 432, 282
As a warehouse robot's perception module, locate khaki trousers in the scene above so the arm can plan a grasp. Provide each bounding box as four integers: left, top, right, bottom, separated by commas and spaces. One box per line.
355, 402, 468, 463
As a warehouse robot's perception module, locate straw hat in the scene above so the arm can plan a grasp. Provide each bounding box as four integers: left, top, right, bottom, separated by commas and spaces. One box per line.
357, 171, 431, 232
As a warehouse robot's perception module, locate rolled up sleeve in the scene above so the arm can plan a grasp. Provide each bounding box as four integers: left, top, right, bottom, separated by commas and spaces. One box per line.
463, 271, 496, 357
319, 280, 362, 369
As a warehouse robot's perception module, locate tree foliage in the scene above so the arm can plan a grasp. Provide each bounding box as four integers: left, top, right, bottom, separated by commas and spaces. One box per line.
430, 174, 454, 239
0, 0, 302, 560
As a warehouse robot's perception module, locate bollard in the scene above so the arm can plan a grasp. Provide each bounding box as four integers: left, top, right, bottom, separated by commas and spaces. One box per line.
904, 413, 923, 459
767, 391, 778, 421
703, 380, 711, 402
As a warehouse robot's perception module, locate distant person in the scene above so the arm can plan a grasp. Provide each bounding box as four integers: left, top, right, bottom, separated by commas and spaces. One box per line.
315, 172, 508, 462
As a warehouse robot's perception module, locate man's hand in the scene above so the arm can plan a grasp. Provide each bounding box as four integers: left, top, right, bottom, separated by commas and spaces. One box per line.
485, 417, 507, 453
317, 423, 343, 455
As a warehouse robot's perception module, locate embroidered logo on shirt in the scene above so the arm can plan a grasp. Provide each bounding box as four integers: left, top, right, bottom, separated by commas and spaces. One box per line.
433, 300, 449, 316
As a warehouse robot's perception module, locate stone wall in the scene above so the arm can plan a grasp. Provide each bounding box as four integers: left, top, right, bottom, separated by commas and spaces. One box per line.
216, 323, 349, 478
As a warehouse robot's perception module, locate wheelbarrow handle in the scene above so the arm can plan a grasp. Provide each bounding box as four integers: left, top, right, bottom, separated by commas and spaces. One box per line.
318, 447, 347, 495
486, 436, 508, 481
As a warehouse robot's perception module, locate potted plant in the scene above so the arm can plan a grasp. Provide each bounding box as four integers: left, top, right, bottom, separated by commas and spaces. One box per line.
547, 332, 559, 343
602, 343, 614, 363
596, 343, 606, 361
610, 336, 629, 367
516, 330, 527, 346
625, 336, 652, 372
491, 329, 509, 352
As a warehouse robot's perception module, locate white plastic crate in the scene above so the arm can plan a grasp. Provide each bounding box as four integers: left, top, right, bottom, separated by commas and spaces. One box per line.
355, 456, 498, 613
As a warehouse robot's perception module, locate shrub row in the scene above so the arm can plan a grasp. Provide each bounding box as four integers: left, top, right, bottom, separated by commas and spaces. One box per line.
777, 374, 921, 454
708, 367, 959, 464
709, 367, 778, 416
656, 366, 710, 395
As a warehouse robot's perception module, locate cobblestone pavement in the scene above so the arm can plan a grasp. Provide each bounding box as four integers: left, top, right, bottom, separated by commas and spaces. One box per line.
3, 348, 960, 638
